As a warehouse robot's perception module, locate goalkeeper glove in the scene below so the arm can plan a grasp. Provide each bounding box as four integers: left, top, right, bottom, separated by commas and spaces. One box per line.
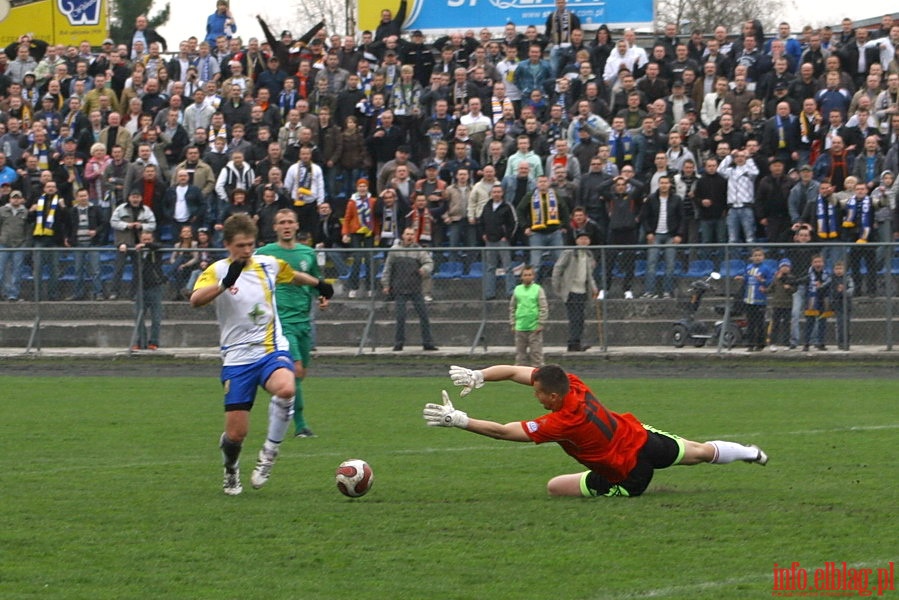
449, 365, 485, 397
315, 279, 335, 299
423, 390, 469, 428
220, 259, 245, 289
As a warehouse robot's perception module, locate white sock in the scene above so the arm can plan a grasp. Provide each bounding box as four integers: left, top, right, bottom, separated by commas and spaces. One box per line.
708, 441, 758, 464
265, 395, 294, 450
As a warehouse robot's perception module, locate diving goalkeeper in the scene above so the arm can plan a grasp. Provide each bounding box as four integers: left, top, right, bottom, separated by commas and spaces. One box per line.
423, 364, 768, 498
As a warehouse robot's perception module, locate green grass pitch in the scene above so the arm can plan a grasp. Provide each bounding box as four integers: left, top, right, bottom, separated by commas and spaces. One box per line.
2, 374, 897, 599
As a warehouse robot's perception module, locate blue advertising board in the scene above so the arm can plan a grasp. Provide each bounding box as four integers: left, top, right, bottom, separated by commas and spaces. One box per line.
403, 0, 655, 32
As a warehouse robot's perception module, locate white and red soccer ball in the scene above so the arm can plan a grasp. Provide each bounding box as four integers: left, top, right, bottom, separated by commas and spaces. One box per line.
335, 459, 373, 498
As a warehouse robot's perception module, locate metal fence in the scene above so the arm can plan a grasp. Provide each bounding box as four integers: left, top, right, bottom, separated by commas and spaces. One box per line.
0, 242, 896, 354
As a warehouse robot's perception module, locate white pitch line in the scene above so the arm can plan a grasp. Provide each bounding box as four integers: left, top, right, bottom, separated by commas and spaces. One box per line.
14, 424, 899, 475
711, 423, 899, 438
16, 444, 531, 475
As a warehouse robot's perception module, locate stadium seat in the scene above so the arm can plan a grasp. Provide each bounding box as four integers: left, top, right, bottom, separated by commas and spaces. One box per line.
20, 263, 51, 281
100, 264, 115, 282
19, 263, 33, 281
465, 262, 484, 279
432, 261, 464, 279
338, 263, 367, 281
633, 259, 647, 278
719, 259, 745, 277
59, 266, 77, 282
158, 225, 174, 243
682, 260, 715, 279
891, 258, 899, 275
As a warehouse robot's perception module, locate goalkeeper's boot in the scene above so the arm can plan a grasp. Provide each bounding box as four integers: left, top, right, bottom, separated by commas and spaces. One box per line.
744, 444, 768, 466
223, 467, 243, 496
251, 447, 278, 489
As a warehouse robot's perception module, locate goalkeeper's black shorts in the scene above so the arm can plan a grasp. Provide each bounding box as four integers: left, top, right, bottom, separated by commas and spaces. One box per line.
582, 426, 684, 497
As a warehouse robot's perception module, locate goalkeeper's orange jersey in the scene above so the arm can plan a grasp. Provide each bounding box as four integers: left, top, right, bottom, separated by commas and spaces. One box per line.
520, 374, 648, 482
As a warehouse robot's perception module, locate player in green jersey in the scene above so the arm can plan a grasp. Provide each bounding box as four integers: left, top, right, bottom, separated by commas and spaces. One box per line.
256, 208, 328, 437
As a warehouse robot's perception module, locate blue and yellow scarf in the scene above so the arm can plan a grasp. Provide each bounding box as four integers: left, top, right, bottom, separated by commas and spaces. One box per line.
530, 190, 560, 231
815, 195, 838, 239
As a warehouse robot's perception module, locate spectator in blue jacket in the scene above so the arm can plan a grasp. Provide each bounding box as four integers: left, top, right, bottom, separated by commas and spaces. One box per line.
514, 45, 553, 99
205, 1, 237, 45
735, 248, 775, 351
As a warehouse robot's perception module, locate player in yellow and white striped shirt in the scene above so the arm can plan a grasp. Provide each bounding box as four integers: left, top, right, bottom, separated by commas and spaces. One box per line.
191, 214, 334, 495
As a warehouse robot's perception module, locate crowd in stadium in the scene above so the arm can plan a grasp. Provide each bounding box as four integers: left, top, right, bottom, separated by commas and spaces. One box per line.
0, 0, 898, 305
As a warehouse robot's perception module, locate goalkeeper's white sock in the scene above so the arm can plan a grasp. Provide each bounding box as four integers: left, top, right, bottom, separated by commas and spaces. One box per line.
708, 441, 759, 464
264, 395, 294, 453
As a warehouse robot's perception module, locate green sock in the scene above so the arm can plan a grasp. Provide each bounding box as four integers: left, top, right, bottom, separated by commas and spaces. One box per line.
293, 377, 305, 432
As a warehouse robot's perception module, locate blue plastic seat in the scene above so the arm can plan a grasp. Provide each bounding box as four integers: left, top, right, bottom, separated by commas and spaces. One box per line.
100, 264, 116, 282
633, 259, 647, 278
465, 262, 484, 278
59, 266, 78, 282
432, 261, 464, 279
719, 259, 745, 277
338, 263, 367, 281
158, 225, 175, 243
682, 260, 715, 279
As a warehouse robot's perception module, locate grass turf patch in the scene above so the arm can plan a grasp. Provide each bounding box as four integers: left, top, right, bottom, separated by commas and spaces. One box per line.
1, 375, 897, 599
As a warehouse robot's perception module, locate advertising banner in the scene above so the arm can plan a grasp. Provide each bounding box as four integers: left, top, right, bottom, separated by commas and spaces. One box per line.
359, 0, 654, 35
0, 0, 108, 47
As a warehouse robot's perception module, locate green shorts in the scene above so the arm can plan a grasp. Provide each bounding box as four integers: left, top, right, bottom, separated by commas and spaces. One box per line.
282, 320, 312, 368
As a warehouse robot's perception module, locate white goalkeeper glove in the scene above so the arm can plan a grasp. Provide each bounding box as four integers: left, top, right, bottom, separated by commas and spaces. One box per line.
423, 390, 469, 428
449, 365, 485, 397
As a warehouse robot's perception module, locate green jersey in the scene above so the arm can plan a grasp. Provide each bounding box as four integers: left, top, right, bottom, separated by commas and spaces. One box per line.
256, 242, 321, 324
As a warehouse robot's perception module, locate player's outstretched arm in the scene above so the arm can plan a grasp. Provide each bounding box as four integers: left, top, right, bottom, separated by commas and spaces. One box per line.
481, 365, 535, 385
423, 391, 530, 442
466, 418, 531, 442
449, 364, 535, 396
291, 271, 334, 299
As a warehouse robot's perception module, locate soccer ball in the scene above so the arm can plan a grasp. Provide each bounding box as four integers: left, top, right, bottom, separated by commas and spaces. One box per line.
335, 459, 373, 498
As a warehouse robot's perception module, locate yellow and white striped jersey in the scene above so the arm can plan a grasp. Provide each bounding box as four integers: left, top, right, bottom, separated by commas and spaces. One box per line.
195, 255, 295, 366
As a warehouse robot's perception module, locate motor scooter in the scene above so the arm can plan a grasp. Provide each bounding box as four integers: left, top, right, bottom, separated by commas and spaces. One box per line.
671, 272, 721, 348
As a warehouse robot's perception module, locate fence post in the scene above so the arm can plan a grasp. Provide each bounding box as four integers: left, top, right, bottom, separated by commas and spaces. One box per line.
885, 241, 895, 351
469, 246, 488, 354
25, 247, 42, 353
356, 247, 377, 355
716, 244, 732, 354
129, 249, 145, 352
597, 246, 607, 352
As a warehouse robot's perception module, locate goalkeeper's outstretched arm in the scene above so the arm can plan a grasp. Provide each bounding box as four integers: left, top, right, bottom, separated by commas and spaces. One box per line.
465, 418, 531, 442
449, 364, 535, 397
423, 391, 530, 441
480, 365, 535, 386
